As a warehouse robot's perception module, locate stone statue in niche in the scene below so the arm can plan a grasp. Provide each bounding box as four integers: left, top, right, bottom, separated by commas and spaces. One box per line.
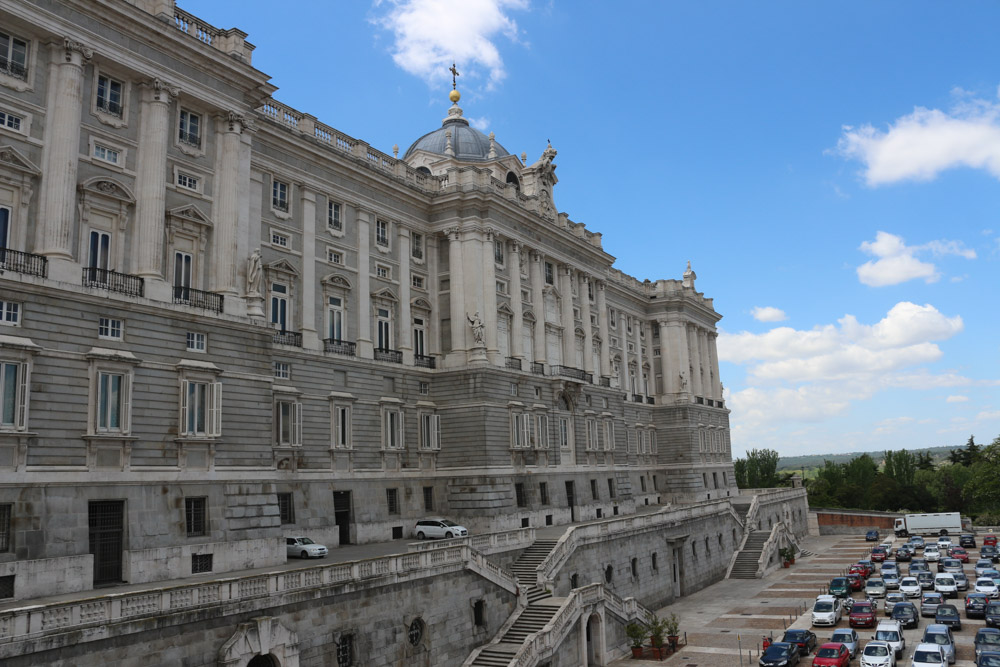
467, 311, 485, 347
247, 248, 262, 296
679, 371, 688, 390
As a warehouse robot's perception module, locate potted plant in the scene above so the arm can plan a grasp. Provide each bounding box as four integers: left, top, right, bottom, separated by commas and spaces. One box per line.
787, 544, 797, 564
664, 613, 680, 651
626, 621, 647, 659
646, 611, 667, 657
779, 547, 791, 566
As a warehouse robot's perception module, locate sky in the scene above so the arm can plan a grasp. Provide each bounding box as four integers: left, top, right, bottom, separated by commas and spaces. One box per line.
185, 0, 1000, 458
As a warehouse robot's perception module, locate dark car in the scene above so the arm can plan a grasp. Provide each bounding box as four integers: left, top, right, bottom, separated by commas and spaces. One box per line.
968, 593, 991, 618
984, 545, 1000, 563
781, 629, 817, 656
891, 601, 919, 629
978, 629, 1000, 659
759, 641, 799, 667
896, 547, 913, 562
988, 601, 1000, 628
936, 603, 962, 630
962, 534, 979, 548
867, 529, 880, 542
829, 577, 850, 598
979, 650, 1000, 667
849, 600, 877, 628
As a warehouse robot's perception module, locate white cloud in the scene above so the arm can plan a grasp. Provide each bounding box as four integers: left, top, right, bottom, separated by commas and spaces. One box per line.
977, 410, 1000, 420
751, 306, 787, 322
837, 90, 1000, 186
373, 0, 527, 89
946, 395, 969, 403
856, 231, 975, 287
467, 116, 491, 131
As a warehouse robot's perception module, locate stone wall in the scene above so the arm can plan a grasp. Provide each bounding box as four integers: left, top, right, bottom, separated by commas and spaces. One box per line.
0, 554, 93, 601
813, 509, 899, 535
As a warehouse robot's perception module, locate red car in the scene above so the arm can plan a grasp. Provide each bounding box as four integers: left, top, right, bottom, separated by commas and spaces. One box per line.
950, 547, 970, 563
811, 642, 851, 666
871, 547, 887, 562
986, 534, 998, 547
847, 573, 864, 591
849, 564, 869, 579
849, 600, 876, 628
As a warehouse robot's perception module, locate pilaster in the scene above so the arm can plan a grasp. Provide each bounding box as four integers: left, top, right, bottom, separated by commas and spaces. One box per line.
580, 273, 593, 375
698, 329, 712, 400
483, 228, 499, 364
509, 240, 523, 360
632, 313, 643, 395
645, 320, 657, 399
399, 226, 413, 364
688, 324, 703, 399
530, 251, 546, 365
428, 234, 441, 356
213, 112, 247, 302
299, 186, 319, 350
596, 281, 610, 378
446, 227, 466, 364
709, 331, 723, 400
559, 265, 575, 367
659, 319, 676, 394
355, 206, 373, 358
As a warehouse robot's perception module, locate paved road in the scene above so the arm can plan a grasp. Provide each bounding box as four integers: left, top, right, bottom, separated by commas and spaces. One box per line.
612, 533, 986, 666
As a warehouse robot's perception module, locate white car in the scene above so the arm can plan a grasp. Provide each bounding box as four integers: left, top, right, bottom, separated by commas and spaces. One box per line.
976, 577, 1000, 598
414, 518, 469, 540
875, 620, 906, 658
860, 639, 895, 667
925, 545, 941, 562
937, 536, 953, 549
934, 574, 957, 598
286, 536, 328, 559
910, 642, 946, 667
812, 594, 843, 627
900, 577, 922, 597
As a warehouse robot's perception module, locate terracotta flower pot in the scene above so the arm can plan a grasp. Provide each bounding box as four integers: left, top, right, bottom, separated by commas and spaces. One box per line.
631, 646, 643, 658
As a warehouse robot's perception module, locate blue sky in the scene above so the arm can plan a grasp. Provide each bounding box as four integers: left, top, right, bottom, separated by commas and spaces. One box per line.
186, 0, 1000, 458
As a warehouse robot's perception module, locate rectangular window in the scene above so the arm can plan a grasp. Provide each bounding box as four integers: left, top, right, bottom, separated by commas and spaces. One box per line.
271, 231, 288, 248
96, 371, 129, 433
539, 482, 548, 505
419, 382, 429, 395
609, 308, 617, 329
411, 232, 423, 259
413, 317, 426, 357
0, 504, 9, 552
327, 296, 344, 341
515, 482, 526, 508
272, 179, 288, 212
176, 172, 199, 190
327, 201, 342, 230
588, 281, 594, 301
98, 317, 123, 340
590, 479, 598, 501
607, 478, 616, 499
376, 308, 391, 350
496, 280, 507, 295
535, 414, 549, 449
178, 109, 201, 147
559, 417, 570, 449
275, 399, 302, 446
383, 409, 402, 450
96, 74, 123, 117
375, 264, 390, 279
586, 419, 598, 451
277, 493, 295, 524
0, 110, 22, 132
640, 476, 647, 492
273, 362, 290, 379
423, 486, 434, 512
375, 219, 389, 247
191, 553, 213, 574
270, 283, 288, 331
186, 332, 206, 352
185, 497, 206, 536
333, 405, 351, 449
604, 421, 615, 451
411, 275, 425, 289
93, 143, 120, 165
386, 488, 399, 515
420, 413, 440, 450
327, 249, 343, 265
494, 240, 504, 265
0, 361, 27, 430
180, 380, 222, 437
544, 262, 554, 285
0, 31, 29, 80
0, 301, 19, 326
522, 289, 530, 303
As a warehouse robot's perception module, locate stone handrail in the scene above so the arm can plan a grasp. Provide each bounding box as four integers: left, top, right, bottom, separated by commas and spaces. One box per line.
743, 494, 762, 533
407, 527, 535, 555
171, 6, 254, 63
738, 487, 808, 503
755, 521, 797, 578
0, 545, 516, 645
535, 499, 734, 589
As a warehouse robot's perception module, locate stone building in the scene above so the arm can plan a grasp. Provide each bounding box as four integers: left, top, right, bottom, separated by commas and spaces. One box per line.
0, 2, 786, 665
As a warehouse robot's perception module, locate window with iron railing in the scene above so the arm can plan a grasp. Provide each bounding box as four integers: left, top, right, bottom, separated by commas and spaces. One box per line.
0, 32, 28, 81
96, 75, 124, 117
178, 109, 201, 147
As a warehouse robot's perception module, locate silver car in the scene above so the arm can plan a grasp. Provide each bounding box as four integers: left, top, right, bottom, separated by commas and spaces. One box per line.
884, 592, 907, 615
921, 624, 956, 664
830, 628, 860, 658
953, 572, 970, 591
978, 559, 995, 577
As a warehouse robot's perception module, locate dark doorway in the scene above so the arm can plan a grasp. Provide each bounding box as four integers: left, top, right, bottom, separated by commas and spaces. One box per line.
89, 500, 124, 585
247, 655, 278, 667
565, 481, 576, 522
333, 491, 352, 545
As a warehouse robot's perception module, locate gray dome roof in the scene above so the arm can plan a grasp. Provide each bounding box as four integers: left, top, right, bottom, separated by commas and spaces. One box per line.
404, 114, 509, 162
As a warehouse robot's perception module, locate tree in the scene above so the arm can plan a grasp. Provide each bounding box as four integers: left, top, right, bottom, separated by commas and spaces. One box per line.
883, 449, 916, 487
966, 435, 1000, 511
916, 452, 935, 470
733, 448, 780, 488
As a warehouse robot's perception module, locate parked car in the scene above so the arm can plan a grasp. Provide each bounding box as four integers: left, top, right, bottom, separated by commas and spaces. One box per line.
872, 547, 888, 563
848, 573, 864, 591
983, 545, 1000, 562
922, 591, 945, 617
867, 579, 888, 598
900, 577, 922, 598
979, 559, 996, 577
890, 601, 919, 629
285, 536, 328, 559
921, 624, 956, 664
938, 536, 953, 549
851, 563, 871, 579
987, 600, 1000, 628
918, 571, 937, 590
811, 642, 851, 667
874, 619, 906, 658
986, 569, 1000, 582
884, 592, 907, 616
967, 592, 991, 618
858, 560, 876, 576
884, 573, 900, 590
939, 558, 963, 574
954, 572, 970, 592
829, 577, 851, 598
910, 643, 946, 667
925, 545, 942, 562
977, 578, 1000, 598
977, 628, 1000, 659
759, 641, 800, 667
859, 639, 895, 667
985, 534, 998, 547
414, 518, 468, 540
812, 595, 843, 627
910, 536, 926, 550
978, 650, 1000, 667
961, 534, 978, 549
867, 529, 881, 542
850, 600, 877, 628
781, 628, 817, 656
949, 547, 970, 563
830, 628, 860, 658
935, 603, 962, 630
934, 574, 958, 599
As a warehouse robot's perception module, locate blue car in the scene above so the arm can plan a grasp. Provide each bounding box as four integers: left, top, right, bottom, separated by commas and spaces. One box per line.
867, 530, 881, 542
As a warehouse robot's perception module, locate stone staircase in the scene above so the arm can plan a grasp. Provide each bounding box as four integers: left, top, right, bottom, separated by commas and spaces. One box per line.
508, 539, 558, 603
729, 530, 769, 579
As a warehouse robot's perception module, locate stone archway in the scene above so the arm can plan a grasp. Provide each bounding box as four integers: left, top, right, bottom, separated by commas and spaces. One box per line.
218, 616, 299, 667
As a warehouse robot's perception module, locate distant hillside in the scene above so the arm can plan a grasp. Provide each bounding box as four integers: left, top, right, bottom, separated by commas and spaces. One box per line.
777, 446, 956, 471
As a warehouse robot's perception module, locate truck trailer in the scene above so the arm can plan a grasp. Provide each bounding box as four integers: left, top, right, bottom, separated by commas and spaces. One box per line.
893, 512, 963, 537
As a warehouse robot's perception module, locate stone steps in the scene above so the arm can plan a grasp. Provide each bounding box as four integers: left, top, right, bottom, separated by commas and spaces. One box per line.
500, 604, 561, 643
729, 531, 771, 579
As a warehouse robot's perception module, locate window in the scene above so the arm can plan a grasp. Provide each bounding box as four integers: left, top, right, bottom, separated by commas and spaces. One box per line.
603, 421, 615, 451
271, 230, 288, 248
0, 504, 9, 552
275, 399, 302, 446
631, 557, 637, 578
559, 417, 570, 449
422, 486, 434, 512
96, 371, 129, 433
473, 600, 485, 627
185, 497, 206, 536
494, 239, 504, 265
272, 179, 288, 212
274, 362, 290, 379
607, 478, 616, 499
327, 201, 342, 231
382, 408, 403, 450
180, 380, 222, 437
0, 110, 22, 132
420, 413, 440, 450
376, 308, 392, 350
96, 74, 123, 117
326, 297, 344, 340
277, 492, 295, 524
590, 479, 598, 500
586, 418, 598, 451
535, 414, 549, 449
652, 552, 658, 570
411, 232, 423, 259
168, 247, 190, 295
0, 361, 27, 431
539, 482, 548, 505
0, 301, 18, 326
98, 317, 123, 340
386, 488, 399, 514
178, 109, 201, 147
176, 172, 199, 191
186, 332, 206, 352
515, 483, 526, 507
327, 249, 343, 265
333, 404, 351, 449
511, 412, 532, 449
413, 318, 426, 357
336, 634, 354, 667
191, 553, 213, 574
544, 261, 554, 285
588, 281, 594, 301
0, 31, 28, 80
375, 219, 389, 247
609, 308, 617, 329
419, 382, 429, 395
375, 264, 390, 279
93, 143, 120, 165
640, 476, 646, 492
270, 283, 288, 331
496, 280, 507, 295
411, 275, 425, 289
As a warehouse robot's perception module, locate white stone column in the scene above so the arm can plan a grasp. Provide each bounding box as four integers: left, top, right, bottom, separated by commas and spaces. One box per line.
632, 314, 644, 395
596, 281, 610, 378
213, 112, 247, 300
530, 251, 546, 365
688, 324, 703, 399
446, 227, 467, 362
483, 229, 499, 364
36, 39, 92, 273
428, 234, 441, 356
580, 273, 594, 376
559, 265, 575, 368
399, 226, 413, 364
509, 240, 524, 360
355, 206, 373, 358
646, 320, 658, 398
709, 332, 722, 400
667, 321, 690, 398
133, 79, 176, 286
299, 186, 319, 350
659, 319, 676, 394
699, 329, 712, 400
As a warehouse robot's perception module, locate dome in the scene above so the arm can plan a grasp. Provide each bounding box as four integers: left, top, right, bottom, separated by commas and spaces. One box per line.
404, 107, 509, 162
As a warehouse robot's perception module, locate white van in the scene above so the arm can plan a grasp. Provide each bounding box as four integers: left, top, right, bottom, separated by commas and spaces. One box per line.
874, 620, 906, 658
934, 573, 957, 599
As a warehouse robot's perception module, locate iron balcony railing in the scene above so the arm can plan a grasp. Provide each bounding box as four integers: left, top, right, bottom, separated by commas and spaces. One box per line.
632, 394, 643, 403
273, 330, 302, 347
96, 99, 123, 117
0, 58, 27, 81
531, 362, 545, 375
505, 357, 522, 371
599, 377, 611, 387
551, 366, 591, 383
178, 130, 201, 147
0, 248, 47, 277
323, 338, 356, 356
82, 267, 144, 297
374, 348, 402, 364
414, 354, 435, 368
172, 286, 223, 313
646, 396, 655, 405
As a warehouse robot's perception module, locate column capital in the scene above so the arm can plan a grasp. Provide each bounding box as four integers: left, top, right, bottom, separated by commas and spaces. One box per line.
530, 250, 543, 263
142, 77, 179, 103
220, 110, 255, 134
58, 37, 93, 63
444, 227, 461, 241
596, 279, 606, 291
509, 239, 521, 254
578, 271, 590, 283
561, 264, 574, 277
485, 227, 498, 242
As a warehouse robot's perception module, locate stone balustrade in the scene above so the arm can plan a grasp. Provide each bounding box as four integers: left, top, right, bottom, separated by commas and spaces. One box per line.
407, 527, 535, 555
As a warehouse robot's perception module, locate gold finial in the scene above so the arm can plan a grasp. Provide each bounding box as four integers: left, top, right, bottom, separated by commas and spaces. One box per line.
448, 63, 461, 103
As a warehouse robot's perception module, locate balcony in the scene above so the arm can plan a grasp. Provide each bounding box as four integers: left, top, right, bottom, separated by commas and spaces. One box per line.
96, 99, 123, 118
505, 357, 522, 371
0, 248, 47, 277
599, 377, 611, 388
172, 286, 223, 313
374, 348, 402, 364
551, 366, 591, 383
323, 338, 356, 356
0, 58, 27, 81
178, 130, 201, 148
531, 362, 545, 375
273, 330, 302, 347
82, 267, 144, 297
414, 354, 435, 368
646, 396, 654, 405
632, 394, 643, 403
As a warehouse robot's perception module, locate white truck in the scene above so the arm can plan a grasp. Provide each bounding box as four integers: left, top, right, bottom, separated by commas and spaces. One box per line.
893, 512, 963, 537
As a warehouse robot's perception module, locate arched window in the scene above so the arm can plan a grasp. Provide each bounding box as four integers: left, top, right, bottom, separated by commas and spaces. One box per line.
416, 166, 431, 176
505, 171, 520, 190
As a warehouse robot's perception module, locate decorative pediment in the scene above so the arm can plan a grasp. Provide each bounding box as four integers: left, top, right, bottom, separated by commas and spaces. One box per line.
321, 273, 353, 289
593, 332, 602, 343
412, 296, 432, 311
0, 145, 40, 175
522, 309, 536, 322
497, 302, 515, 316
167, 204, 212, 227
372, 287, 397, 303
218, 616, 300, 667
79, 176, 135, 203
543, 284, 561, 299
265, 258, 299, 277
574, 326, 587, 337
